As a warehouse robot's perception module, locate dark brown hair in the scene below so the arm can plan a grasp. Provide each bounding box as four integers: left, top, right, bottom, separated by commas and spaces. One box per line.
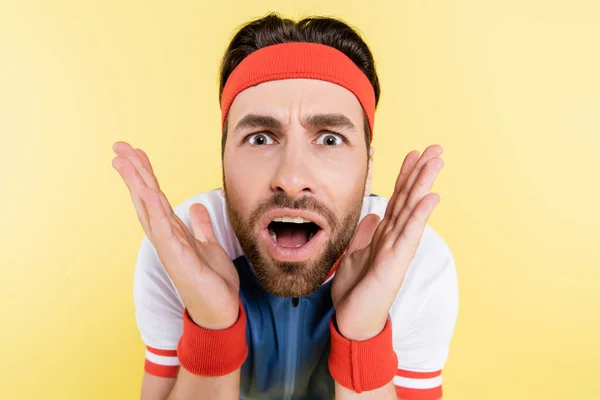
219, 13, 381, 155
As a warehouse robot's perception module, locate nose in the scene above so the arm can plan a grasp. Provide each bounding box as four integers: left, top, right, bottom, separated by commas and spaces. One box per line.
270, 144, 315, 198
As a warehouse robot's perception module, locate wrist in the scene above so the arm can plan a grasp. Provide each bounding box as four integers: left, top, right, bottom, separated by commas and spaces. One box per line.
328, 313, 397, 393
187, 305, 239, 331
177, 298, 248, 377
335, 313, 389, 341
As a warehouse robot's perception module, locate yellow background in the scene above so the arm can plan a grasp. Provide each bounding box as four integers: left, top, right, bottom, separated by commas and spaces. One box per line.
1, 0, 598, 399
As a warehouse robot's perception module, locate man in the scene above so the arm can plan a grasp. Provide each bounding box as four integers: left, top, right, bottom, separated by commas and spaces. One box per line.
112, 14, 458, 400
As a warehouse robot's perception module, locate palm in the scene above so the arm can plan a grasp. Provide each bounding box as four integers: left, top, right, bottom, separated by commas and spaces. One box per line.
159, 208, 240, 328
331, 145, 445, 341
331, 228, 404, 341
112, 141, 240, 329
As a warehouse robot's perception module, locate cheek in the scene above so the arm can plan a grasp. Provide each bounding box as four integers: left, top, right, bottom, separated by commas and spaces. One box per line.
223, 152, 272, 216
312, 151, 368, 211
317, 151, 367, 189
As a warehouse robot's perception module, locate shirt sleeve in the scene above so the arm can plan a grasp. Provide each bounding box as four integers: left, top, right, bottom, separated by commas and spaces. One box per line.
133, 234, 184, 378
390, 247, 459, 400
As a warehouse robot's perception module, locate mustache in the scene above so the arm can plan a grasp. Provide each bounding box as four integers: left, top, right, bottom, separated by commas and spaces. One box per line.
249, 192, 338, 230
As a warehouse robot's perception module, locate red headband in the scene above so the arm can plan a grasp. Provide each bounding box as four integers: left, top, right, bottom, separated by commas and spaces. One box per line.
220, 42, 376, 137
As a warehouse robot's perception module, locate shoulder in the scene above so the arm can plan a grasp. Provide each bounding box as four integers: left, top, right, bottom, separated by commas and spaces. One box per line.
391, 222, 458, 322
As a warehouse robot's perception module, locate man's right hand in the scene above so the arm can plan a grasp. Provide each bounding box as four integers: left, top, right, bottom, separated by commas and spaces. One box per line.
112, 141, 240, 330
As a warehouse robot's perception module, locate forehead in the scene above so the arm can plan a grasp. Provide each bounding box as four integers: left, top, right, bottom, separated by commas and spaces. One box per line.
227, 79, 364, 124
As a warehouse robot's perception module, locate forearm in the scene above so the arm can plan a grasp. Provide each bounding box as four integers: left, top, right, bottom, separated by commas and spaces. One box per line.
167, 367, 241, 400
334, 381, 396, 400
163, 303, 246, 400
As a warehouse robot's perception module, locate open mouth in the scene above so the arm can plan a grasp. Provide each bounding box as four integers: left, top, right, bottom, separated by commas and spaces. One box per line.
267, 217, 321, 248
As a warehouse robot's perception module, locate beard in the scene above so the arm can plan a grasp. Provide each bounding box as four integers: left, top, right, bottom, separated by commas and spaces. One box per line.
224, 187, 365, 298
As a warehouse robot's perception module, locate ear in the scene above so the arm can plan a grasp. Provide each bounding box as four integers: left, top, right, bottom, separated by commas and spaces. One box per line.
363, 146, 375, 197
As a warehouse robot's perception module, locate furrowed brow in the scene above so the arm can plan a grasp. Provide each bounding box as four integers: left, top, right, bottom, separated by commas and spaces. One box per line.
303, 113, 356, 132
233, 114, 282, 134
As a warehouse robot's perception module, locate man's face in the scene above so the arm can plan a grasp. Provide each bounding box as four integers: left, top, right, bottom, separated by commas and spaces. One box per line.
222, 78, 373, 297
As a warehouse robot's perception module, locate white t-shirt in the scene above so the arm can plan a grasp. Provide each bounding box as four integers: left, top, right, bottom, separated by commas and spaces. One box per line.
134, 189, 458, 399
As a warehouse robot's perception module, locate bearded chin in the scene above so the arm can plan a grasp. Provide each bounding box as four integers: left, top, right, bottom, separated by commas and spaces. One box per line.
237, 230, 352, 297
225, 194, 363, 298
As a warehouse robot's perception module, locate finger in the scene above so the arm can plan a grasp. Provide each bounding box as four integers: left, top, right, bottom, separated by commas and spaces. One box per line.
388, 145, 442, 222
113, 142, 172, 217
390, 157, 444, 237
374, 145, 442, 244
347, 213, 381, 253
380, 150, 420, 224
157, 191, 176, 224
112, 156, 150, 232
113, 141, 160, 190
392, 193, 440, 260
372, 151, 419, 244
135, 148, 155, 175
135, 148, 169, 211
189, 203, 217, 243
139, 186, 176, 245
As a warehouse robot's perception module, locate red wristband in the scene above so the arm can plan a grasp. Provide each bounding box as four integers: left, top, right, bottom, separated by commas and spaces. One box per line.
328, 314, 398, 393
177, 300, 248, 376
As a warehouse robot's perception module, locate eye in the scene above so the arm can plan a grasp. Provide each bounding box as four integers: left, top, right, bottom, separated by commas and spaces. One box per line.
247, 133, 275, 146
315, 132, 343, 146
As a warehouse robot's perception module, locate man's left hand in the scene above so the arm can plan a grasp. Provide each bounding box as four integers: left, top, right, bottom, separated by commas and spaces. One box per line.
331, 144, 444, 341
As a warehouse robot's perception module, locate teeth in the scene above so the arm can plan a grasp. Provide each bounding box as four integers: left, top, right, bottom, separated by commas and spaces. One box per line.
272, 216, 312, 224
308, 232, 314, 240
270, 232, 277, 242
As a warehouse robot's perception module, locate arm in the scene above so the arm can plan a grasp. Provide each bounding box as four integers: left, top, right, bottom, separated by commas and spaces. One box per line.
335, 381, 396, 400
331, 281, 454, 400
167, 368, 240, 400
132, 232, 245, 400
331, 146, 452, 399
141, 374, 176, 400
140, 369, 240, 400
112, 142, 245, 400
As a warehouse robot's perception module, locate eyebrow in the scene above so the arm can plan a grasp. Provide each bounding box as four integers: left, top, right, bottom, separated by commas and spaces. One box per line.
304, 113, 356, 132
233, 114, 282, 134
233, 112, 357, 134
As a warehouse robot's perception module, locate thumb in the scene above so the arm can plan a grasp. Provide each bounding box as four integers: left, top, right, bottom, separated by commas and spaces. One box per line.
189, 203, 216, 243
347, 213, 381, 253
